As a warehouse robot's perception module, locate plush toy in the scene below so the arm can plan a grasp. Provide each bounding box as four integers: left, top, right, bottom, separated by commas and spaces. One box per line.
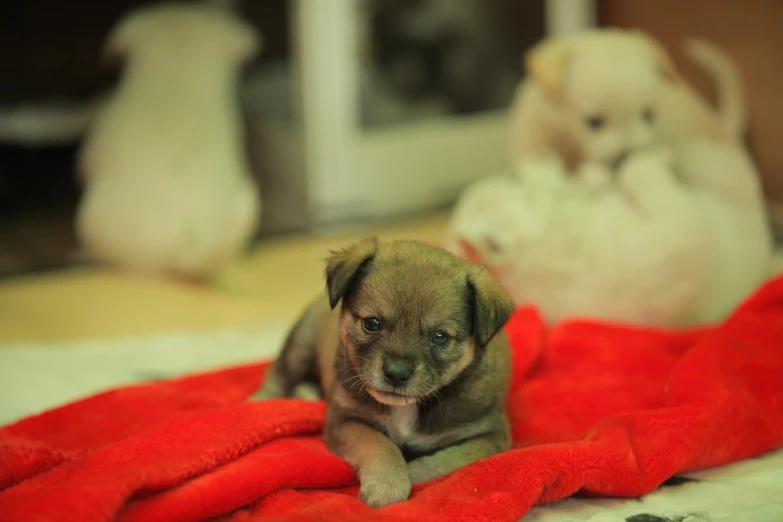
76, 3, 261, 279
448, 139, 772, 327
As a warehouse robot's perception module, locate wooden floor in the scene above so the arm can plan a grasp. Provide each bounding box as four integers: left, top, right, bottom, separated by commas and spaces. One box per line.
0, 213, 450, 344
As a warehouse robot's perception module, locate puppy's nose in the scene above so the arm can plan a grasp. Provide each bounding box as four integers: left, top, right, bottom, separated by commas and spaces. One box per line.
484, 236, 503, 254
383, 359, 414, 386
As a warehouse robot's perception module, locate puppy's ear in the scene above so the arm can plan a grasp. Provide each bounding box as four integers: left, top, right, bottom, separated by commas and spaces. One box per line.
653, 42, 680, 83
325, 237, 379, 309
236, 25, 262, 64
467, 266, 515, 347
524, 39, 572, 97
637, 32, 680, 83
224, 15, 262, 64
103, 12, 146, 64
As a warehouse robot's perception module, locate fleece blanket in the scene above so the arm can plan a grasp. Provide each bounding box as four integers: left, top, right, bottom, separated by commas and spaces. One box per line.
2, 277, 783, 522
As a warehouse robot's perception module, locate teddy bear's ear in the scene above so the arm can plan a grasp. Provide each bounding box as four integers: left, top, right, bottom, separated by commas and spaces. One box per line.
524, 38, 573, 98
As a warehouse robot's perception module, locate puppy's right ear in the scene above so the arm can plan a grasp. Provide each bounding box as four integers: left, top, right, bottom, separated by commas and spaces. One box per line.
467, 266, 515, 348
524, 38, 573, 97
103, 12, 145, 64
325, 237, 379, 309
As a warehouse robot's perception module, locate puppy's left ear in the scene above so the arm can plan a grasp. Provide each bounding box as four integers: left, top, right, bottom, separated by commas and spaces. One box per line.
524, 38, 573, 98
325, 237, 379, 309
231, 20, 262, 64
637, 32, 681, 83
468, 266, 515, 347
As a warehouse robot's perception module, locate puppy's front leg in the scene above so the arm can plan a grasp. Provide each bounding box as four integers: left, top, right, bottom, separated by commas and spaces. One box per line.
576, 161, 613, 194
407, 430, 509, 485
325, 418, 411, 508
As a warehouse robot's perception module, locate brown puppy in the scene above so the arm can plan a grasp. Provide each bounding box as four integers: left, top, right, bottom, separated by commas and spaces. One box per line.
251, 238, 515, 508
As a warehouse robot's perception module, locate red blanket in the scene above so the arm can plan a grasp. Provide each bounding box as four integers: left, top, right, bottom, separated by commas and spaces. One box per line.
2, 276, 783, 522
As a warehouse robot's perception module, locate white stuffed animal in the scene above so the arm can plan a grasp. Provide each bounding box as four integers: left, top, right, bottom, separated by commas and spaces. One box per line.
76, 3, 261, 279
448, 139, 772, 327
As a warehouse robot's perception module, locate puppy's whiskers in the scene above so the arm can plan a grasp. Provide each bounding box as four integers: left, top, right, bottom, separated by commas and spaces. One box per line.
356, 377, 376, 397
344, 375, 361, 394
417, 385, 443, 408
339, 366, 367, 395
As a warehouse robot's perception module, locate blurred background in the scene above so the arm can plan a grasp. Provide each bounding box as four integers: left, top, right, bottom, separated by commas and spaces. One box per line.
0, 0, 548, 277
1, 0, 781, 277
0, 0, 782, 420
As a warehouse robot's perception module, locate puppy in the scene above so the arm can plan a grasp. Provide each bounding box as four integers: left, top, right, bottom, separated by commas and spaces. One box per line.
448, 138, 772, 327
252, 238, 515, 508
77, 3, 261, 279
448, 150, 711, 327
509, 28, 744, 175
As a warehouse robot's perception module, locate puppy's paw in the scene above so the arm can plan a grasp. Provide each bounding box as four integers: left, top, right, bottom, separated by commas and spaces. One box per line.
514, 153, 566, 188
576, 162, 613, 194
358, 469, 411, 508
626, 145, 673, 170
619, 146, 674, 186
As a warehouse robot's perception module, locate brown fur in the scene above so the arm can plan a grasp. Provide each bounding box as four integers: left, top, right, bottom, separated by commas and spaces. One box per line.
251, 238, 515, 508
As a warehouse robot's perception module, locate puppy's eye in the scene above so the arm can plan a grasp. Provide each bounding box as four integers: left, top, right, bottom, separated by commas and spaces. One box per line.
642, 107, 655, 123
362, 317, 382, 334
585, 115, 605, 131
430, 330, 450, 347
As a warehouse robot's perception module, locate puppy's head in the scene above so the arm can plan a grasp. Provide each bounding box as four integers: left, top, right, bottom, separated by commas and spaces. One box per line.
525, 28, 679, 168
105, 4, 260, 68
326, 238, 514, 407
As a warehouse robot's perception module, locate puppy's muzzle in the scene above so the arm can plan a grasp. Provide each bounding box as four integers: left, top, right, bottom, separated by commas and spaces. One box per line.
383, 358, 414, 387
610, 151, 630, 171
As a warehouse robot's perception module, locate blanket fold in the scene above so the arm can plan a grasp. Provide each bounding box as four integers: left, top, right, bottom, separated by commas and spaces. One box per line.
2, 277, 783, 522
